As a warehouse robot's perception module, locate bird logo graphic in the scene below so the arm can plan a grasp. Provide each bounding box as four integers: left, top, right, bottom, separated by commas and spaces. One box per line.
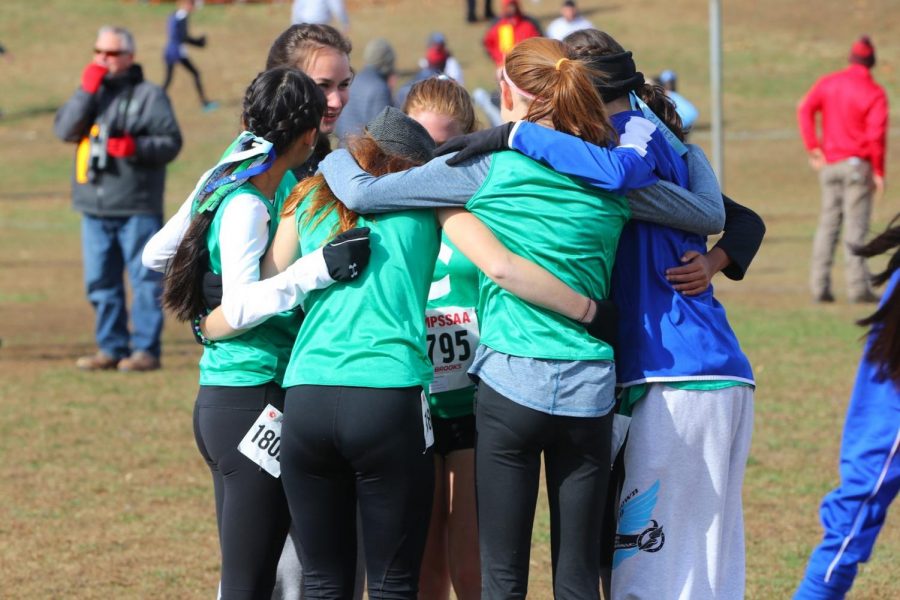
613, 480, 665, 568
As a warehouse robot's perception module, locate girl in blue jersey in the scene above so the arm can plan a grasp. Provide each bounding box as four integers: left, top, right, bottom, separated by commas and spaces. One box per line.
444, 28, 762, 600
794, 216, 900, 600
162, 0, 213, 109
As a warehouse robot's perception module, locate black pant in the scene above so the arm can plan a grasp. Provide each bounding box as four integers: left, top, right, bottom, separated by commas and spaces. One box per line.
193, 383, 291, 600
281, 385, 435, 600
475, 384, 613, 600
163, 57, 208, 105
467, 0, 495, 20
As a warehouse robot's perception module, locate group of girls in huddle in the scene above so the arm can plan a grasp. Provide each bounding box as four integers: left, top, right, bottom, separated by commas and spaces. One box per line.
144, 20, 765, 600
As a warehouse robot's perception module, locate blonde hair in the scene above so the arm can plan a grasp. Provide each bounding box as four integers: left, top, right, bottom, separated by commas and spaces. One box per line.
504, 37, 617, 146
402, 77, 479, 135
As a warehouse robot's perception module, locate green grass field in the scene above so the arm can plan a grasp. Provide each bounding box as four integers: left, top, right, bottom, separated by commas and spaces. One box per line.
1, 0, 899, 597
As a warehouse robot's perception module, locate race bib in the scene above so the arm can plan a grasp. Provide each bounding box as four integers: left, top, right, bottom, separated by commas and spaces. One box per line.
238, 404, 283, 478
425, 306, 479, 394
421, 391, 434, 450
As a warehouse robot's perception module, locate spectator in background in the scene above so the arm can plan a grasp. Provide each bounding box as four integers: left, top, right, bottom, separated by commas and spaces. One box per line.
421, 33, 464, 85
335, 38, 394, 142
482, 0, 541, 67
657, 70, 698, 132
163, 0, 216, 111
396, 33, 465, 107
54, 26, 182, 372
547, 0, 593, 41
467, 0, 495, 23
292, 0, 349, 33
798, 36, 887, 304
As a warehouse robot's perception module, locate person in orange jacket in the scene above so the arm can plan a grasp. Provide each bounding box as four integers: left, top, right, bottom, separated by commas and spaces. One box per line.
482, 0, 542, 67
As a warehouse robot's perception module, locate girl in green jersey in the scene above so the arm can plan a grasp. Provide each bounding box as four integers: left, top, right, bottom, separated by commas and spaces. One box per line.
404, 77, 482, 600
150, 68, 365, 600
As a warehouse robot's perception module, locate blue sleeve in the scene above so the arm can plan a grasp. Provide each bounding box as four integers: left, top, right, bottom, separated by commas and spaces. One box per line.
318, 149, 490, 213
509, 121, 658, 195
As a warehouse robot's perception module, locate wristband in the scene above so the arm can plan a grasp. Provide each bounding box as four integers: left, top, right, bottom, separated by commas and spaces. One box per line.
192, 313, 214, 346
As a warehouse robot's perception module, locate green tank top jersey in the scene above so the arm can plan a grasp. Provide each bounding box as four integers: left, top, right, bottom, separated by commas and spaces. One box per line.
426, 234, 480, 419
282, 188, 440, 390
466, 151, 631, 361
198, 176, 303, 387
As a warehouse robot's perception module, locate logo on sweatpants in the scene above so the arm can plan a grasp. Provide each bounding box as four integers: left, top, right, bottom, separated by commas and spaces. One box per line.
613, 480, 665, 568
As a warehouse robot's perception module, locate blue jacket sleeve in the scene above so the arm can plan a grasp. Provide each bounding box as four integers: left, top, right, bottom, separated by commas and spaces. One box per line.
509, 120, 659, 195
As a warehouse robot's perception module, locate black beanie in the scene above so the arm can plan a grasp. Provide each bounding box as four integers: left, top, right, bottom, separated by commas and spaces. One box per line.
582, 51, 646, 102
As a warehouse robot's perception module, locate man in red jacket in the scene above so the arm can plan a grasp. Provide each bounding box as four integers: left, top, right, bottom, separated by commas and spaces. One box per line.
798, 36, 888, 303
482, 0, 542, 67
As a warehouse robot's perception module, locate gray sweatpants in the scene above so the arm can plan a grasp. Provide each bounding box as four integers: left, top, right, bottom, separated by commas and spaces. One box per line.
611, 384, 754, 600
810, 158, 875, 300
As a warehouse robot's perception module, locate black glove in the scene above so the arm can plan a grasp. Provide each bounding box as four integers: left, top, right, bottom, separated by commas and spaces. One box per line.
584, 299, 619, 351
323, 227, 371, 282
435, 122, 514, 166
202, 271, 223, 309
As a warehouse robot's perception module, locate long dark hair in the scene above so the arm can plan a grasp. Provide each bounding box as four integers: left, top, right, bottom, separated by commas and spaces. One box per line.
855, 214, 900, 385
163, 67, 325, 322
564, 28, 685, 141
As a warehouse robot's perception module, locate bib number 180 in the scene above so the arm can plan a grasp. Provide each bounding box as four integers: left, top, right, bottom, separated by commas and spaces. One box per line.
238, 404, 283, 478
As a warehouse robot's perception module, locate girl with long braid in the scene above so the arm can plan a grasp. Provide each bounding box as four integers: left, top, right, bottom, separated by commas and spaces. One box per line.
316, 37, 725, 597
143, 68, 368, 600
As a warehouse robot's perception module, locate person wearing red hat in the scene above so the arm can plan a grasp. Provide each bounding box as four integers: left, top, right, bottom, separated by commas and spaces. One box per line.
482, 0, 542, 67
798, 36, 888, 304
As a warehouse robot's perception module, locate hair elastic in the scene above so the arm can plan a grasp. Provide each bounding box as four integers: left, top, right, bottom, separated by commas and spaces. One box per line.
555, 57, 568, 71
501, 67, 536, 100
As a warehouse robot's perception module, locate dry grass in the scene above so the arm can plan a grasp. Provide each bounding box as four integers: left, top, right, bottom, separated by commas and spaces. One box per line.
1, 0, 900, 597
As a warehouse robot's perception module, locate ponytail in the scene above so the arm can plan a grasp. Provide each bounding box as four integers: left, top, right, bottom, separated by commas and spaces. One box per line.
163, 211, 216, 322
504, 37, 617, 147
637, 83, 685, 141
854, 214, 900, 385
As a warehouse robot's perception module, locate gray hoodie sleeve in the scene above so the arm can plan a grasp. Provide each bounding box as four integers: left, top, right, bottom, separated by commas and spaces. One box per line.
626, 145, 725, 235
318, 149, 491, 213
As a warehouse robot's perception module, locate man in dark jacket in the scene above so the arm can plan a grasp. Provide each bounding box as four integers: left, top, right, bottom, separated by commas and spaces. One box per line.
54, 26, 182, 371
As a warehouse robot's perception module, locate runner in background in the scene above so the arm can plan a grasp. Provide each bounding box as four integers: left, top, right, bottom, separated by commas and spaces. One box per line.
162, 0, 216, 111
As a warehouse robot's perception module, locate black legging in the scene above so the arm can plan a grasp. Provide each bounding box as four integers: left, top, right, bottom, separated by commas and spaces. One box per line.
281, 385, 435, 600
475, 383, 613, 600
193, 383, 291, 600
163, 57, 209, 105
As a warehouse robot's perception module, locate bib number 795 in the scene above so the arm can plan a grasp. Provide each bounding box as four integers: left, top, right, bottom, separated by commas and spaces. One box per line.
427, 330, 471, 364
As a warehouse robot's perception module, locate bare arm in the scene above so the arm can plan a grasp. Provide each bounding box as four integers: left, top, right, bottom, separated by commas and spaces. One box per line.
438, 208, 595, 322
